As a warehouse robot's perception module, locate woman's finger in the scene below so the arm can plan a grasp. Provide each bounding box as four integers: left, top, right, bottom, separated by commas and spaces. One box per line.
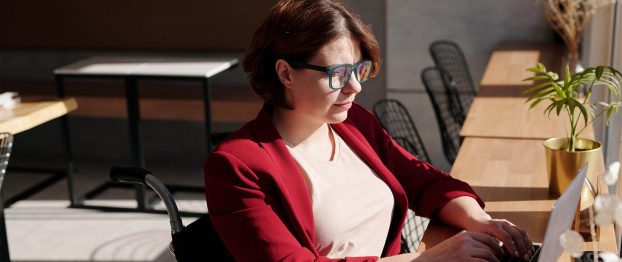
468, 231, 504, 257
486, 222, 518, 257
469, 246, 500, 262
518, 227, 534, 256
501, 222, 530, 260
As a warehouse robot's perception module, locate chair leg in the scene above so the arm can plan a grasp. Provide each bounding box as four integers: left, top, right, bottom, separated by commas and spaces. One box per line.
0, 198, 10, 261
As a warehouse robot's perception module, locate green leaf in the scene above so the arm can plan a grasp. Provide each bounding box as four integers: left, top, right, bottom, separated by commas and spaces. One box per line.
605, 106, 614, 125
537, 63, 546, 72
564, 64, 571, 86
567, 100, 575, 116
551, 81, 566, 98
523, 82, 552, 95
522, 76, 550, 82
529, 97, 547, 109
596, 101, 610, 107
595, 66, 604, 80
573, 99, 589, 126
543, 101, 558, 115
547, 72, 559, 81
526, 88, 555, 102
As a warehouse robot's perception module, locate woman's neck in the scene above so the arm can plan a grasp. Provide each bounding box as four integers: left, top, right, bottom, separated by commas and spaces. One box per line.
273, 107, 336, 160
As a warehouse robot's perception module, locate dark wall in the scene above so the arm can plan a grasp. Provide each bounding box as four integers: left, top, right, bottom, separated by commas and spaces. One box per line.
0, 0, 277, 51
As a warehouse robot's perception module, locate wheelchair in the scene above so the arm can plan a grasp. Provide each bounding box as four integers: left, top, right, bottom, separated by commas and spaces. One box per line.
109, 167, 234, 261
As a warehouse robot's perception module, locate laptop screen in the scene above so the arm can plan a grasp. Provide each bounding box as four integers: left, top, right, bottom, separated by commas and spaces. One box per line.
537, 163, 589, 262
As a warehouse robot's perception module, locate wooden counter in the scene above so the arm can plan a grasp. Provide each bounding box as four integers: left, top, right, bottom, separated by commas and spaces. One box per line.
0, 98, 78, 134
417, 137, 616, 261
460, 96, 593, 140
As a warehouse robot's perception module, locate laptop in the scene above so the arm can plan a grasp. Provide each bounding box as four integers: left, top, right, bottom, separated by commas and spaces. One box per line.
500, 163, 589, 262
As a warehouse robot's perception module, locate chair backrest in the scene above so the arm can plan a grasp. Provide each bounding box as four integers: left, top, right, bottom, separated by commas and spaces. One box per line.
421, 67, 461, 164
0, 133, 13, 190
0, 132, 14, 262
372, 99, 431, 252
373, 99, 431, 163
400, 209, 429, 253
429, 40, 476, 121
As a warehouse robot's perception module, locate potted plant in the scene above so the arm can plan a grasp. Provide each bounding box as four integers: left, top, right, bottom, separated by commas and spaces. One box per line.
523, 63, 622, 197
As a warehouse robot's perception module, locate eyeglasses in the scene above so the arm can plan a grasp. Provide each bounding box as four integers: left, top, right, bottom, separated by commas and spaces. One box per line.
288, 59, 373, 89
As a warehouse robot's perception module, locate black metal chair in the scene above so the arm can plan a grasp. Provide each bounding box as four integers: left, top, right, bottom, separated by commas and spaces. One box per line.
0, 133, 13, 262
373, 99, 431, 163
429, 40, 476, 123
421, 67, 462, 164
372, 99, 430, 253
109, 167, 234, 262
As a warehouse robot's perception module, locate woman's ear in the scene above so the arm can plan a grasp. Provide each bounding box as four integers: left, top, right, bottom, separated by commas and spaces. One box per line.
275, 59, 295, 88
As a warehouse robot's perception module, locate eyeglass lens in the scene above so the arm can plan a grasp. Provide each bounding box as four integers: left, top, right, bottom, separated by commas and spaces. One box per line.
331, 61, 372, 89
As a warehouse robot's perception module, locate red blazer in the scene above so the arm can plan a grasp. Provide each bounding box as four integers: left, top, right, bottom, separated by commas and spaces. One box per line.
204, 103, 484, 262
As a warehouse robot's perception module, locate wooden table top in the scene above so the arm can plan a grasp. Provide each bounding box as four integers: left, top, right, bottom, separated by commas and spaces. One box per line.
477, 43, 564, 98
417, 137, 616, 261
0, 98, 78, 134
460, 96, 594, 140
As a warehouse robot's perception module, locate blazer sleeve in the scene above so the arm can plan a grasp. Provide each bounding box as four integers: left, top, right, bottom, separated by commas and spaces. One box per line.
349, 105, 484, 218
204, 151, 379, 262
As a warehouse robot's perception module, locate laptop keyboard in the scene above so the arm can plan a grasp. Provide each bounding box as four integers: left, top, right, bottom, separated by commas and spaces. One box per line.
500, 244, 541, 262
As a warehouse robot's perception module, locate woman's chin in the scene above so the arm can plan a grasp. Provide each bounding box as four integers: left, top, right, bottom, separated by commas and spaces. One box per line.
326, 111, 349, 123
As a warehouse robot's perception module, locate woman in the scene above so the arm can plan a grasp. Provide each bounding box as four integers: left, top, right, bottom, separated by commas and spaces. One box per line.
204, 0, 533, 261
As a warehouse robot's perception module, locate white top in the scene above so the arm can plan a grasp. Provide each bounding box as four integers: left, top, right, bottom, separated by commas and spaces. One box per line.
54, 56, 238, 78
285, 128, 394, 258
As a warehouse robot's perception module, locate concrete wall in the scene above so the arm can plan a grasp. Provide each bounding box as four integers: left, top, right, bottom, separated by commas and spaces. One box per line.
386, 0, 554, 170
346, 0, 387, 109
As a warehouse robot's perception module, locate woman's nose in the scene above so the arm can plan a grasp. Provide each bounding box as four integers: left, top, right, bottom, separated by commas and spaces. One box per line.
342, 71, 362, 94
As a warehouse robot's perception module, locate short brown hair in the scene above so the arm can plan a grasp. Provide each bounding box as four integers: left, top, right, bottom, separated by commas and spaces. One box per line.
242, 0, 381, 109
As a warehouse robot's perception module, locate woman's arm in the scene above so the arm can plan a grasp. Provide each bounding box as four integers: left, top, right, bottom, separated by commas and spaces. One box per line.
437, 196, 534, 261
379, 231, 505, 262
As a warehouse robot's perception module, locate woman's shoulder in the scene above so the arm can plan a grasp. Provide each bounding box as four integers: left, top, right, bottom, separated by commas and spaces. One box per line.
205, 120, 277, 171
210, 128, 266, 161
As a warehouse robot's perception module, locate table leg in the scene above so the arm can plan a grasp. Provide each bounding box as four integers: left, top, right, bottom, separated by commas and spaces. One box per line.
55, 76, 79, 207
202, 78, 212, 153
125, 77, 148, 211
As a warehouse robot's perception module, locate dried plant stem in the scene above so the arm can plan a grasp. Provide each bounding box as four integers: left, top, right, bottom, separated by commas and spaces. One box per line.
542, 0, 595, 72
589, 206, 598, 259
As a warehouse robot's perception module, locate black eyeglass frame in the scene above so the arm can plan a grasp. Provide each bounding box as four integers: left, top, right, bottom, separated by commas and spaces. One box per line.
287, 59, 373, 89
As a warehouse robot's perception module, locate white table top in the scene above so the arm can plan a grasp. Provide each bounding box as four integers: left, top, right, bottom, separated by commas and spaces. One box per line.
54, 56, 239, 78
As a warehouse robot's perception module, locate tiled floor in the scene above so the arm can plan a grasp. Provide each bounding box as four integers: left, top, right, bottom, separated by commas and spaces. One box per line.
3, 157, 206, 262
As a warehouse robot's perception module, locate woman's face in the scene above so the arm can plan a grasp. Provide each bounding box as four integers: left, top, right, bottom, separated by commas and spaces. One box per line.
287, 36, 364, 125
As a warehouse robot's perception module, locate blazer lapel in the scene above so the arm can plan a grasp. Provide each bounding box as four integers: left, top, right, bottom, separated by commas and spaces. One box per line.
250, 105, 317, 252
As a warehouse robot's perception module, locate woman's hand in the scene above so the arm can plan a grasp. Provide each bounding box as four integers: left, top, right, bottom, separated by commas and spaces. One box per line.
415, 230, 503, 262
437, 196, 534, 261
470, 218, 534, 261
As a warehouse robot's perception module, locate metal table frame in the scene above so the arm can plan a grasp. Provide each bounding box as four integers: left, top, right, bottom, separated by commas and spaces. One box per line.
54, 57, 238, 213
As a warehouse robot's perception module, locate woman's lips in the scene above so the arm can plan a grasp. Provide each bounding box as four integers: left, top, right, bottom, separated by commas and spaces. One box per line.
334, 102, 352, 109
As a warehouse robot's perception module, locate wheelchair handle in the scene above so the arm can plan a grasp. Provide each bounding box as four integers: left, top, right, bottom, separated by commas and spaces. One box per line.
110, 166, 151, 185
109, 166, 184, 233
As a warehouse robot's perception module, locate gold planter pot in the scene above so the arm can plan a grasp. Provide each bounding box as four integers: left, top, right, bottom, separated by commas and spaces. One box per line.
543, 137, 601, 198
